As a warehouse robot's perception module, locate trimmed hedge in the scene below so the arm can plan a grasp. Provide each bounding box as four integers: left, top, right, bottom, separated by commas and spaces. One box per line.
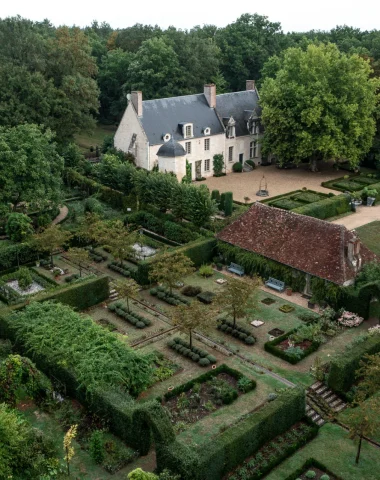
0, 242, 39, 272
161, 363, 256, 401
150, 286, 190, 306
264, 329, 321, 364
108, 261, 136, 278
292, 194, 350, 219
327, 332, 380, 395
283, 458, 344, 480
109, 301, 152, 328
167, 337, 216, 366
156, 387, 305, 480
217, 318, 256, 345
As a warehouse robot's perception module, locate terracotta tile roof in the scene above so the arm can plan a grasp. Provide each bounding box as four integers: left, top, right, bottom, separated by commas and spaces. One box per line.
217, 202, 376, 285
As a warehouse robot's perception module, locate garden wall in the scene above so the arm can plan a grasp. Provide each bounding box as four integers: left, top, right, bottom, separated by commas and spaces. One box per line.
156, 387, 305, 480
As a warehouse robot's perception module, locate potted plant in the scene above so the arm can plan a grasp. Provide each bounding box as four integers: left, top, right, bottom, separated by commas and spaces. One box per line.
286, 287, 292, 296
367, 189, 377, 206
351, 191, 362, 206
308, 298, 316, 309
216, 262, 223, 271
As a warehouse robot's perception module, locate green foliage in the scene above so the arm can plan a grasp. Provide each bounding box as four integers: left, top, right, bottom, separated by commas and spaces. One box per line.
292, 194, 351, 219
17, 266, 33, 290
199, 264, 214, 277
265, 329, 322, 364
128, 468, 158, 480
260, 43, 380, 169
149, 251, 194, 293
213, 154, 225, 176
211, 190, 220, 202
219, 193, 226, 211
5, 213, 33, 242
89, 430, 105, 464
269, 198, 304, 210
157, 388, 305, 480
327, 332, 380, 396
232, 162, 243, 173
224, 192, 233, 216
84, 197, 104, 215
0, 124, 64, 214
305, 471, 316, 479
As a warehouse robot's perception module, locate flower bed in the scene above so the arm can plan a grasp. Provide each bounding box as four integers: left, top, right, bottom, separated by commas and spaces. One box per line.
225, 419, 318, 480
217, 319, 256, 345
160, 364, 256, 433
150, 286, 190, 306
279, 304, 295, 313
108, 301, 152, 328
283, 458, 342, 480
264, 329, 321, 364
261, 297, 276, 306
167, 337, 217, 366
108, 261, 136, 277
337, 310, 363, 328
197, 290, 216, 304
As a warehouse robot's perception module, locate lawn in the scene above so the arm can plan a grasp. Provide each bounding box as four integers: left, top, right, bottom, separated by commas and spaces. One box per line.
265, 423, 380, 480
356, 221, 380, 256
75, 123, 117, 152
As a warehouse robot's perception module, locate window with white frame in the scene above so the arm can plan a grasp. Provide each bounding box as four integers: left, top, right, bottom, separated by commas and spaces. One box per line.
250, 141, 257, 158
204, 138, 210, 151
184, 124, 193, 138
185, 141, 191, 154
204, 159, 210, 171
228, 146, 234, 162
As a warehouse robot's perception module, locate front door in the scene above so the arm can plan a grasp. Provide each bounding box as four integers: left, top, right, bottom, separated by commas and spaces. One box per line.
195, 160, 202, 180
239, 153, 244, 164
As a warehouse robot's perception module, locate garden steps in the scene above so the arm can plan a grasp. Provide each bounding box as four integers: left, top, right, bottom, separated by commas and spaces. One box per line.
308, 382, 347, 414
109, 288, 119, 300
305, 404, 325, 426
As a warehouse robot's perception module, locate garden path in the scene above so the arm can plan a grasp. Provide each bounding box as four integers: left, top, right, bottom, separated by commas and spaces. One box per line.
331, 204, 380, 229
199, 162, 342, 202
52, 205, 69, 225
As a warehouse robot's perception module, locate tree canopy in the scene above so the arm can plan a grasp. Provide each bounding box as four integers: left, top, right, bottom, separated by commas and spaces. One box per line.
260, 43, 380, 170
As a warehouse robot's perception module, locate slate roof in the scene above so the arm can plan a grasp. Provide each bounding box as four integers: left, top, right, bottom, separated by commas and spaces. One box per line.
140, 94, 224, 145
157, 138, 186, 157
217, 202, 376, 285
216, 90, 261, 137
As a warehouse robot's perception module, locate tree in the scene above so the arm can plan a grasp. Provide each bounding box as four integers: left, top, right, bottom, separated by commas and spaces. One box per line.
5, 213, 33, 242
354, 353, 380, 402
99, 220, 135, 266
114, 278, 140, 313
347, 396, 380, 464
63, 424, 77, 476
0, 124, 64, 213
32, 225, 72, 266
185, 184, 217, 227
215, 277, 261, 327
65, 248, 90, 277
213, 154, 225, 176
260, 43, 380, 171
149, 252, 194, 294
172, 301, 215, 348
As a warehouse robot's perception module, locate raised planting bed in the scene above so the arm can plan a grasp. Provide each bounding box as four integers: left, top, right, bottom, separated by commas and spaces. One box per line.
225, 419, 318, 480
108, 301, 152, 328
197, 290, 216, 304
0, 268, 56, 305
160, 364, 256, 433
168, 337, 217, 366
283, 458, 342, 480
108, 261, 136, 277
97, 317, 119, 332
150, 286, 190, 306
217, 318, 256, 345
279, 304, 295, 313
264, 329, 322, 364
261, 297, 276, 306
151, 352, 181, 385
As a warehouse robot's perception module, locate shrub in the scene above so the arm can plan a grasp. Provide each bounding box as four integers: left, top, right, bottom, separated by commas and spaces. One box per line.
265, 329, 321, 364
224, 192, 233, 216
292, 194, 350, 219
89, 430, 105, 464
5, 213, 33, 242
232, 162, 243, 173
219, 193, 226, 211
268, 393, 278, 402
197, 291, 215, 304
305, 471, 316, 479
270, 198, 304, 210
206, 355, 217, 364
199, 357, 210, 367
17, 267, 33, 290
181, 285, 202, 297
320, 475, 330, 480
199, 264, 214, 277
84, 197, 104, 215
211, 190, 220, 202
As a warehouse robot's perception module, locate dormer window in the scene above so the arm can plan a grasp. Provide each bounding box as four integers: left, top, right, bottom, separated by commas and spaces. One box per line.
248, 115, 260, 135
226, 117, 236, 139
163, 133, 171, 142
203, 127, 211, 136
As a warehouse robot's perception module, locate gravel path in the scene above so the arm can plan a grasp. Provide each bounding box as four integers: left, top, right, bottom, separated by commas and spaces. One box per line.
331, 204, 380, 230
52, 205, 69, 225
199, 162, 343, 202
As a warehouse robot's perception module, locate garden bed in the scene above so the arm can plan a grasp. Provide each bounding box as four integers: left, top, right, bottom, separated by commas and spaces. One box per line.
108, 261, 137, 277
168, 337, 217, 366
161, 364, 256, 433
217, 318, 256, 345
225, 419, 318, 480
264, 329, 322, 364
283, 458, 341, 480
108, 301, 152, 328
150, 286, 190, 306
261, 297, 276, 306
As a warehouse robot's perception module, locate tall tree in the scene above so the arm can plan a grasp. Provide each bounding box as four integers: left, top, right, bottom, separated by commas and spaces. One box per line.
215, 277, 261, 327
114, 278, 140, 313
354, 353, 380, 402
149, 252, 194, 294
32, 225, 72, 266
260, 43, 380, 171
0, 124, 64, 214
65, 247, 90, 277
171, 301, 215, 348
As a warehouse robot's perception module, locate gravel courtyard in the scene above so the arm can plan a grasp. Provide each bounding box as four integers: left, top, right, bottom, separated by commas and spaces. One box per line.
199, 162, 343, 203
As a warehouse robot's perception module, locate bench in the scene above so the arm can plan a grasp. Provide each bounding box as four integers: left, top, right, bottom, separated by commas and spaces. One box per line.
265, 277, 285, 292
228, 263, 244, 276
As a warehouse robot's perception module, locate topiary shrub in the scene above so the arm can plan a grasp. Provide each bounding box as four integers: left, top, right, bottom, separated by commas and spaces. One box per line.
211, 190, 220, 202
320, 475, 330, 480
305, 470, 316, 479
224, 192, 233, 216
232, 162, 243, 173
206, 355, 217, 364
89, 430, 105, 464
181, 285, 202, 297
199, 358, 210, 367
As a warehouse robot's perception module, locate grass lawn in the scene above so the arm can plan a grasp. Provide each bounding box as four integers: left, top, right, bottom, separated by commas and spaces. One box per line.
356, 221, 380, 256
75, 124, 117, 152
265, 423, 380, 480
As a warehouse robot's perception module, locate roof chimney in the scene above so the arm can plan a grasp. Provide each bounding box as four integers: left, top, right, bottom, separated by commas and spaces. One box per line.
204, 84, 216, 108
246, 80, 255, 91
131, 91, 143, 117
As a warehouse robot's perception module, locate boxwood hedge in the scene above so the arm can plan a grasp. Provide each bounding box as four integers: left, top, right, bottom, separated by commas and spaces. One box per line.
292, 194, 350, 220
264, 329, 321, 364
